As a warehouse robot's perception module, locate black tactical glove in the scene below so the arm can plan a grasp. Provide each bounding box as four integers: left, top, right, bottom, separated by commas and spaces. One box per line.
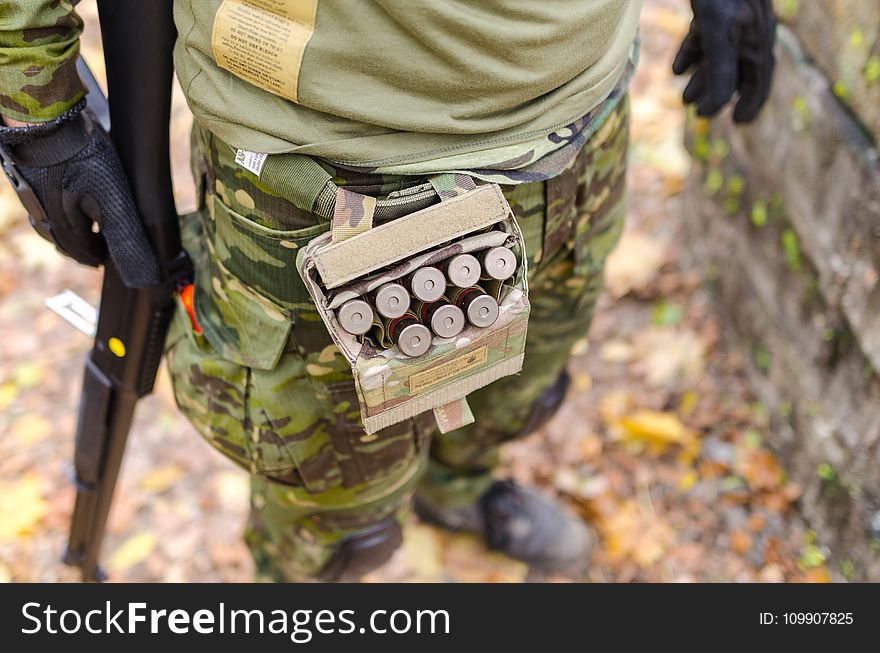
672, 0, 777, 123
0, 100, 161, 288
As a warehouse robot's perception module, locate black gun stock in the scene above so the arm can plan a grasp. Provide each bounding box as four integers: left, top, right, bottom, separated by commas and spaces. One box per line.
63, 0, 187, 582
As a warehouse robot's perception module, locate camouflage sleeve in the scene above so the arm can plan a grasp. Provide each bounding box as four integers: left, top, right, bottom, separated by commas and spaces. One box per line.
0, 1, 85, 123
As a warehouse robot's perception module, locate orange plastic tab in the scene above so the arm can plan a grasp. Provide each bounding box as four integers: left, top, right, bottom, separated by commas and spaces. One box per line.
179, 283, 201, 334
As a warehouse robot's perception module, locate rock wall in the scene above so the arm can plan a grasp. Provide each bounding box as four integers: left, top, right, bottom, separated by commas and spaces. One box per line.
682, 2, 880, 580
774, 0, 880, 140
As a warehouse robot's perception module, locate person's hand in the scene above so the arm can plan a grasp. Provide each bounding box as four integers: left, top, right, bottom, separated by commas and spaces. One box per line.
0, 101, 161, 288
2, 116, 33, 128
672, 0, 777, 124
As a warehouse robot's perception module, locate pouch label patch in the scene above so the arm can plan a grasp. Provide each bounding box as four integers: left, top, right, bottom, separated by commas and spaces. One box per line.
409, 346, 488, 394
235, 149, 268, 176
211, 0, 318, 103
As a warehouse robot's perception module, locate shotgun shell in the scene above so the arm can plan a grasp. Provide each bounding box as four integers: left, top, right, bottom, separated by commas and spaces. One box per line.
369, 282, 410, 319
449, 286, 500, 328
403, 266, 447, 303
438, 253, 481, 288
336, 299, 374, 336
480, 246, 517, 281
414, 299, 465, 338
385, 312, 432, 357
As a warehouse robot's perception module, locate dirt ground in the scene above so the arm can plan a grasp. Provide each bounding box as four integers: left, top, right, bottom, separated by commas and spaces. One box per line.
0, 0, 833, 583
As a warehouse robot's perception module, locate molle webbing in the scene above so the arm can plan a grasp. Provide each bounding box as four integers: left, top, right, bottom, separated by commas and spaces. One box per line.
221, 146, 441, 226
259, 152, 337, 220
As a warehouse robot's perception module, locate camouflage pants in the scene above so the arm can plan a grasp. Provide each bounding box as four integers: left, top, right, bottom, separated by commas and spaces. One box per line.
165, 98, 629, 581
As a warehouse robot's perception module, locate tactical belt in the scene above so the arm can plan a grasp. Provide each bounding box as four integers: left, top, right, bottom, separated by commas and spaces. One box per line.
259, 152, 441, 227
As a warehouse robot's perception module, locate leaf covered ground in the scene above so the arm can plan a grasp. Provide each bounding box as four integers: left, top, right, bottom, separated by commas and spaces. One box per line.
0, 0, 832, 583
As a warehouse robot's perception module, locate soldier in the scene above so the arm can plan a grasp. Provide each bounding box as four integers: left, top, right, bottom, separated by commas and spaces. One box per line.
0, 0, 776, 581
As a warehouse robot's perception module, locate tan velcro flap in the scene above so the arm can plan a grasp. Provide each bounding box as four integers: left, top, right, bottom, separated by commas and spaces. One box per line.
312, 184, 510, 289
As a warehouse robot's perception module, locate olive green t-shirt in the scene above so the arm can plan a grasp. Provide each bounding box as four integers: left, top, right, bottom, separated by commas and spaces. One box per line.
174, 0, 642, 169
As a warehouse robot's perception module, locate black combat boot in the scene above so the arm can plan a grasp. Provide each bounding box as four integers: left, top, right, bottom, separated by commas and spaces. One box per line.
317, 517, 403, 582
516, 369, 571, 438
414, 480, 593, 573
415, 370, 592, 572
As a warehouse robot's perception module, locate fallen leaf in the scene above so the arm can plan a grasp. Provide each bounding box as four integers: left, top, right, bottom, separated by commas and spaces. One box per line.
11, 414, 54, 446
758, 564, 785, 583
628, 110, 691, 179
651, 299, 684, 326
677, 468, 698, 492
798, 538, 828, 571
554, 468, 609, 501
161, 528, 200, 559
662, 174, 686, 197
632, 327, 705, 387
10, 230, 62, 273
572, 373, 593, 393
599, 339, 636, 363
764, 537, 785, 566
14, 362, 46, 389
760, 492, 790, 513
0, 474, 49, 542
442, 533, 528, 583
678, 390, 700, 419
698, 460, 728, 479
747, 513, 767, 532
599, 499, 675, 568
604, 230, 667, 298
139, 465, 186, 493
106, 492, 140, 535
579, 434, 603, 461
598, 390, 635, 425
730, 531, 752, 555
610, 410, 700, 458
781, 482, 802, 502
736, 447, 785, 491
107, 532, 157, 572
801, 567, 832, 583
397, 522, 444, 582
209, 541, 248, 570
0, 381, 18, 411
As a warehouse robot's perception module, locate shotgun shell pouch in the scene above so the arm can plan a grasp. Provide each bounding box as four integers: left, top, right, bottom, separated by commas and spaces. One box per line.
297, 174, 530, 435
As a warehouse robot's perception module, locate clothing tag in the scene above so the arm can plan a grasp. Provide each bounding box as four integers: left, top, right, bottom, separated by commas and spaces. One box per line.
211, 0, 318, 103
235, 149, 268, 177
